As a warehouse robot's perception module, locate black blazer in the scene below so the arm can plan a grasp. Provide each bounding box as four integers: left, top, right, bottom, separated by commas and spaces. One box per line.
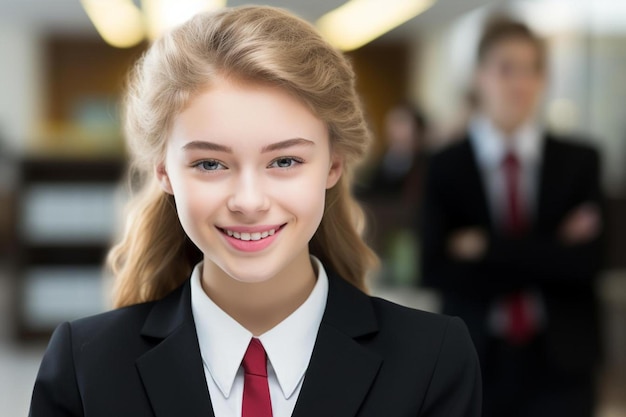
30, 270, 481, 417
421, 134, 604, 371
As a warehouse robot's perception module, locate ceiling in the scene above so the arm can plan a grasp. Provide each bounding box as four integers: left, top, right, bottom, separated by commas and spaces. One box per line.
0, 0, 500, 39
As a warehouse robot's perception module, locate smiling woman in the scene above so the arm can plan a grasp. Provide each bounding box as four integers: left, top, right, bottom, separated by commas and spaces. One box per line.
29, 5, 482, 417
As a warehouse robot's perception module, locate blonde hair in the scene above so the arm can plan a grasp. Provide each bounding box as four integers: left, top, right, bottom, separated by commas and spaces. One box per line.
109, 6, 378, 308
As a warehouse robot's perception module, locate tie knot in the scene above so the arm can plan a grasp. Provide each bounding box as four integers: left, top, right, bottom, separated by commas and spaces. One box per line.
242, 338, 268, 377
503, 152, 520, 170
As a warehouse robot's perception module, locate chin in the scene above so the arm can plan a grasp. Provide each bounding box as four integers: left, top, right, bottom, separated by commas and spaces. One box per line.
495, 112, 529, 131
221, 261, 282, 285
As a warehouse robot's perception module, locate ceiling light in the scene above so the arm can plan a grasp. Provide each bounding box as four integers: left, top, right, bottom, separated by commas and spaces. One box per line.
81, 0, 145, 48
142, 0, 226, 40
317, 0, 437, 51
82, 0, 226, 48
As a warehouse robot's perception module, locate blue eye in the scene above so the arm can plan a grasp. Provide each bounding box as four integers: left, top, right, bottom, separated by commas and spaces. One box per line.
269, 157, 302, 169
194, 160, 226, 171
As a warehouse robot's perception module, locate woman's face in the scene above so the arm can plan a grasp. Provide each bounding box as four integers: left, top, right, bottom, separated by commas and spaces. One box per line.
157, 77, 342, 284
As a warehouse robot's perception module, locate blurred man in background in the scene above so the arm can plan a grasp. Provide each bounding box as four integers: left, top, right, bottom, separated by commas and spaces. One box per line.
421, 17, 604, 417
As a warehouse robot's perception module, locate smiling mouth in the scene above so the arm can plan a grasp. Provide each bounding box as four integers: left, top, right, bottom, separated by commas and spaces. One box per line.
217, 224, 286, 241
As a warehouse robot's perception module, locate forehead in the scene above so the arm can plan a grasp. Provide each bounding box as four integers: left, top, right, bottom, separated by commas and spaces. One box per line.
170, 78, 328, 149
484, 37, 543, 63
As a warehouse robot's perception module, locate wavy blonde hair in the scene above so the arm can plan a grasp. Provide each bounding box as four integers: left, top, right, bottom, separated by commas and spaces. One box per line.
108, 6, 378, 308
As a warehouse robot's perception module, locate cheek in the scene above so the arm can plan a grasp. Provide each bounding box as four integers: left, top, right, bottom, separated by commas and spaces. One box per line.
487, 77, 520, 107
168, 174, 224, 242
494, 75, 514, 94
271, 170, 328, 227
524, 79, 543, 98
479, 74, 503, 102
177, 184, 214, 220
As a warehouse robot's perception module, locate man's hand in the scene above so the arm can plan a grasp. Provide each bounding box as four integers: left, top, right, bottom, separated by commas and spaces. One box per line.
558, 203, 602, 245
447, 227, 488, 261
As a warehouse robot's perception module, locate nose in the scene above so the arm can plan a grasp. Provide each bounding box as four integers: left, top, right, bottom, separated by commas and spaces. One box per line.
227, 170, 270, 214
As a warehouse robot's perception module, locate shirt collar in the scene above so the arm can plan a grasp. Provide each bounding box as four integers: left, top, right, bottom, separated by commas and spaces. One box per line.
190, 255, 328, 400
469, 113, 543, 168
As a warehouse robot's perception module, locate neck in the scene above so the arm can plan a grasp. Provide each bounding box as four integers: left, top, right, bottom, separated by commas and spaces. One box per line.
200, 251, 317, 336
492, 119, 524, 139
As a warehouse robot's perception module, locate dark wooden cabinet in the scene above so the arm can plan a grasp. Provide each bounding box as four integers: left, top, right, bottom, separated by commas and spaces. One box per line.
12, 157, 125, 340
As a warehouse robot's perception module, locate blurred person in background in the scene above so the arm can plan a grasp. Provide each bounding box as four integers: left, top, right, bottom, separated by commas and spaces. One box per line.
360, 102, 428, 201
357, 103, 429, 286
421, 17, 604, 417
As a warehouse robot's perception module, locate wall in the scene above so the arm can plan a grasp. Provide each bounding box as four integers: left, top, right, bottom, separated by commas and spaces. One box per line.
0, 25, 44, 154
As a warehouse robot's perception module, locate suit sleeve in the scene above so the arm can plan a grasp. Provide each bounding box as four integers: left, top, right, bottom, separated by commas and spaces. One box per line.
422, 146, 604, 295
483, 148, 604, 288
29, 322, 84, 417
420, 153, 486, 294
419, 317, 482, 417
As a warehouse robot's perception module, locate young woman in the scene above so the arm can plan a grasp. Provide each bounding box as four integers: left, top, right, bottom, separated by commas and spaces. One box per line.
30, 6, 481, 417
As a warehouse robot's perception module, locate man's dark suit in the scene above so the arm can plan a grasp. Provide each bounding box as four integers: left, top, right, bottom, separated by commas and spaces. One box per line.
421, 134, 603, 417
30, 269, 481, 417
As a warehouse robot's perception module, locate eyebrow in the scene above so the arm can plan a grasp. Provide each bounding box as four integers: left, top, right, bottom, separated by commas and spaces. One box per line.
261, 138, 315, 153
181, 141, 232, 152
181, 138, 315, 153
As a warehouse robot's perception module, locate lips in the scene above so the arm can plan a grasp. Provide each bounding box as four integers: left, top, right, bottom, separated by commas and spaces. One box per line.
216, 224, 286, 252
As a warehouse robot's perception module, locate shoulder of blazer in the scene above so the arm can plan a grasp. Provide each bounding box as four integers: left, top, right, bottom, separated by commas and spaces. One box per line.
426, 136, 477, 188
290, 273, 481, 417
325, 269, 464, 344
429, 136, 473, 169
66, 282, 189, 354
544, 134, 600, 165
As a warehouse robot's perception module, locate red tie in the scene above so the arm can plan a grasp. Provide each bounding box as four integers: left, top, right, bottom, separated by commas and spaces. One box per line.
502, 152, 527, 235
502, 152, 535, 344
242, 338, 273, 417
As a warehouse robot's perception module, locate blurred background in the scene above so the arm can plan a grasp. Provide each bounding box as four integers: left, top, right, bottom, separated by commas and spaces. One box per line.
0, 0, 625, 415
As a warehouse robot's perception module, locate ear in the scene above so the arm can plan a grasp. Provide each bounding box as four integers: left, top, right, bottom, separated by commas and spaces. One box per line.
325, 153, 343, 189
155, 162, 174, 195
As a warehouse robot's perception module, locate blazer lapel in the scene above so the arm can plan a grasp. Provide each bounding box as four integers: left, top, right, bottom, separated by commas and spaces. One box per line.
291, 273, 383, 417
461, 137, 493, 229
136, 282, 215, 417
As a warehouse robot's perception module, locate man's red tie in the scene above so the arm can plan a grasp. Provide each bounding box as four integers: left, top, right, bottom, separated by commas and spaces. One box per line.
502, 152, 534, 345
503, 152, 527, 235
242, 338, 273, 417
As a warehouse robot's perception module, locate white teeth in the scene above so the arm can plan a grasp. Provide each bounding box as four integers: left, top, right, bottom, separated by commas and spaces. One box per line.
223, 227, 280, 241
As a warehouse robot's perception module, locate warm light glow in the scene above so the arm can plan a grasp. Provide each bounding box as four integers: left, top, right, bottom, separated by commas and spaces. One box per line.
82, 0, 227, 48
81, 0, 145, 48
317, 0, 437, 51
142, 0, 226, 40
547, 98, 579, 133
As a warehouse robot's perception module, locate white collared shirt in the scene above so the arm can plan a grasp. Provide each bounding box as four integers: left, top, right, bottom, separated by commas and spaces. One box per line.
468, 114, 544, 229
469, 115, 546, 334
190, 256, 329, 417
